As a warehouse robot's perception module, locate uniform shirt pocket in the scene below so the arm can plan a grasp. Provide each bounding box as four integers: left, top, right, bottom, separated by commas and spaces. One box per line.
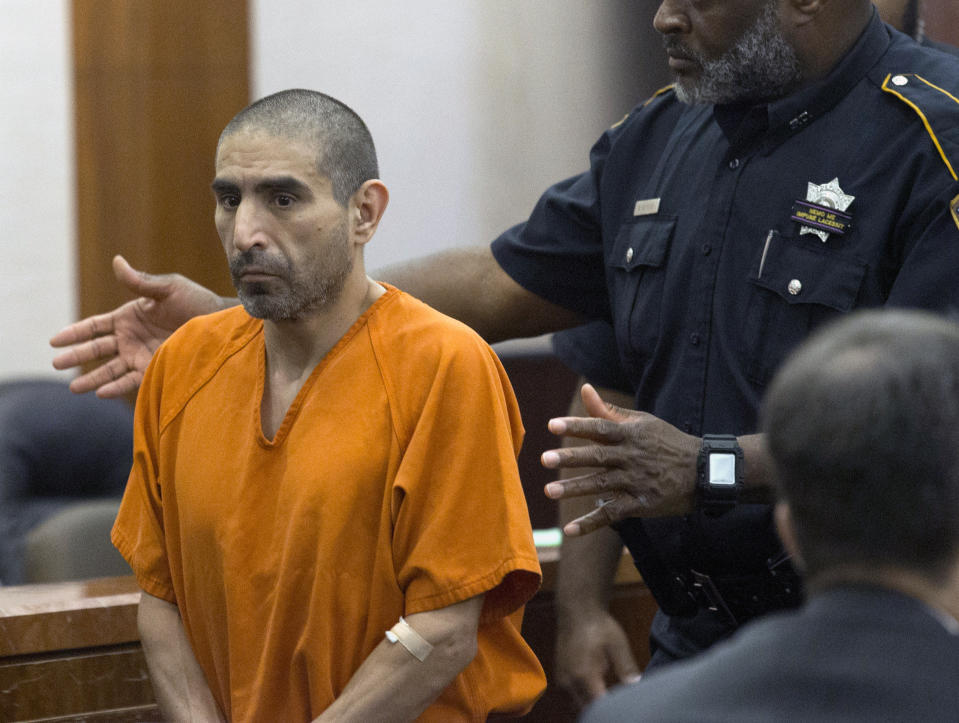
608, 216, 676, 368
744, 230, 867, 385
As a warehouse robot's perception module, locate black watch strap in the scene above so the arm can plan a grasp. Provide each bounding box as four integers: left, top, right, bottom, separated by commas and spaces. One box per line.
697, 434, 744, 516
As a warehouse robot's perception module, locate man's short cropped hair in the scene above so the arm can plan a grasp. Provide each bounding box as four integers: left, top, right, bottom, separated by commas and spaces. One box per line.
219, 88, 378, 205
761, 309, 959, 582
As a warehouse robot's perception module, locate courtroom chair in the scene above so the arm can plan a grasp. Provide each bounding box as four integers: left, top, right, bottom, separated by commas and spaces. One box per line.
0, 378, 133, 584
23, 498, 132, 583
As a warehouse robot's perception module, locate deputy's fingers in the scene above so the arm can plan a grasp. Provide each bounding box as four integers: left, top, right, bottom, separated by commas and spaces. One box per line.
562, 496, 624, 536
547, 415, 627, 443
543, 470, 622, 500
582, 673, 608, 703
113, 254, 172, 299
51, 334, 120, 369
94, 370, 142, 399
49, 311, 118, 348
541, 443, 624, 471
580, 383, 635, 423
66, 356, 129, 395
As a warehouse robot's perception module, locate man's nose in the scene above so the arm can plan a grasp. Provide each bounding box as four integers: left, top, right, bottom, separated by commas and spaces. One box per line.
231, 200, 268, 252
653, 0, 690, 36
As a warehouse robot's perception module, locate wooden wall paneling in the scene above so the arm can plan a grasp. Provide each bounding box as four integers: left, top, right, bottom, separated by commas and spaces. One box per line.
0, 577, 158, 721
72, 0, 249, 322
0, 646, 156, 721
923, 0, 959, 46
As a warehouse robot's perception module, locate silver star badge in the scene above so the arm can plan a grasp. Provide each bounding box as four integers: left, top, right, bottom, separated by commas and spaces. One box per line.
801, 178, 855, 242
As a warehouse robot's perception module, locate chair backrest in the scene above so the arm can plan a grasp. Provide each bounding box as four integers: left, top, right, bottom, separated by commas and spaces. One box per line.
23, 499, 131, 583
0, 378, 134, 583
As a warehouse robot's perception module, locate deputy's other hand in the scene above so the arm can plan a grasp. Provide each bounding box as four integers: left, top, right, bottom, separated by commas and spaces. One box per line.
555, 608, 641, 707
50, 255, 226, 398
542, 384, 700, 535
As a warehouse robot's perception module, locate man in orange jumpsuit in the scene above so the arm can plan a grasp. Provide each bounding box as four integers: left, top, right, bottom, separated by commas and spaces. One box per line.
111, 89, 545, 721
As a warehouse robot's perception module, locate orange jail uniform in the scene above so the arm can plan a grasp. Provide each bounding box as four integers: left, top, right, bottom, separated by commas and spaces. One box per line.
113, 284, 546, 721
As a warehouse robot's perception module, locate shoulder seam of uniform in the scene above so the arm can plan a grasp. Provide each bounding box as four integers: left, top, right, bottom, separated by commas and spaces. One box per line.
611, 85, 676, 128
157, 311, 261, 433
365, 291, 408, 447
881, 73, 959, 181
643, 84, 676, 108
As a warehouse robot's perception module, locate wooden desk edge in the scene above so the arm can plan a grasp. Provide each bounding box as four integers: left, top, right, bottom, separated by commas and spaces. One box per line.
0, 550, 644, 658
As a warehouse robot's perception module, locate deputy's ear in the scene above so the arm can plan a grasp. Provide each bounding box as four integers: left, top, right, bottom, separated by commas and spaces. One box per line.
350, 180, 389, 245
774, 501, 805, 571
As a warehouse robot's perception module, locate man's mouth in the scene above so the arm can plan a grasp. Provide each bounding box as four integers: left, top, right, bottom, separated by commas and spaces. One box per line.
662, 37, 700, 73
238, 267, 276, 280
666, 52, 697, 72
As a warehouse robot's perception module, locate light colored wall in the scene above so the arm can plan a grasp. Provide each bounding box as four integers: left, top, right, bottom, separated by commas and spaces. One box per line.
1, 2, 664, 378
0, 0, 75, 380
251, 1, 662, 270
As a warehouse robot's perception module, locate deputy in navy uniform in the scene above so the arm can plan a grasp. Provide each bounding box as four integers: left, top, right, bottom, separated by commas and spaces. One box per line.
52, 0, 959, 674
581, 309, 959, 722
399, 0, 959, 668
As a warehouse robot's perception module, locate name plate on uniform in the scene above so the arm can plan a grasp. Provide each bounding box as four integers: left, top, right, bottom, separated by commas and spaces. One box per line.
634, 198, 661, 216
790, 200, 853, 236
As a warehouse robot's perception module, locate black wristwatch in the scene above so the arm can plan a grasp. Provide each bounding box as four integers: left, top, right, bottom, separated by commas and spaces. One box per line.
697, 434, 744, 516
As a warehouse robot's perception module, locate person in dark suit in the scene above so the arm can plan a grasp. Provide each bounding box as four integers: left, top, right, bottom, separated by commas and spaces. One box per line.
581, 308, 959, 722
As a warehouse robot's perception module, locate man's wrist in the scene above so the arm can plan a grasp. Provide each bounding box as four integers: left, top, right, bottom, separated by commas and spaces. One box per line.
696, 434, 744, 515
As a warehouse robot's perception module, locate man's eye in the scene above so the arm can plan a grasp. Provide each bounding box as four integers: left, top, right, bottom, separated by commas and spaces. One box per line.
219, 195, 240, 209
275, 194, 295, 208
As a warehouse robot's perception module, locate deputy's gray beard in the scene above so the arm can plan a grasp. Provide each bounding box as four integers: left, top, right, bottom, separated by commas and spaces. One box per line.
672, 2, 803, 105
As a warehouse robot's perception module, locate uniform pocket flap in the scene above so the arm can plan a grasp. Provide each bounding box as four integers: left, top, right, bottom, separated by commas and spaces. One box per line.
751, 237, 866, 312
610, 216, 676, 272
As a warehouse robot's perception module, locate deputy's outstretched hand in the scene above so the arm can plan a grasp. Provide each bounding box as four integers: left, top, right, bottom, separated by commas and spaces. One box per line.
50, 255, 228, 398
542, 384, 700, 535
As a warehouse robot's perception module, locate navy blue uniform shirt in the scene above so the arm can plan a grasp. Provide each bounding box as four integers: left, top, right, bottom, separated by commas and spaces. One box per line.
492, 12, 959, 648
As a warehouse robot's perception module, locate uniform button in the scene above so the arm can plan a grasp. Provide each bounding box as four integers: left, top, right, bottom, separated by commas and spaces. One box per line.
728, 158, 740, 169
788, 279, 802, 295
690, 333, 701, 346
702, 243, 712, 256
892, 74, 908, 86
625, 247, 634, 263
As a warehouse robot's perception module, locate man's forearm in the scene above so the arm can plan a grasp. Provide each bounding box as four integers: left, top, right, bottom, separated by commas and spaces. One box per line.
557, 497, 624, 617
374, 246, 585, 342
138, 592, 224, 722
316, 596, 484, 722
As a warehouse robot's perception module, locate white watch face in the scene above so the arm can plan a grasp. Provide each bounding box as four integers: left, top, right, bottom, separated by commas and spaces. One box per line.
709, 452, 737, 486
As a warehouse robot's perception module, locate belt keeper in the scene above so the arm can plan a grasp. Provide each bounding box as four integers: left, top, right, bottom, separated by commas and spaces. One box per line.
385, 616, 434, 662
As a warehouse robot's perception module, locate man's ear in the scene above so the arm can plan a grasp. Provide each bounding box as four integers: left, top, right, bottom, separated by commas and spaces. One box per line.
350, 179, 389, 245
774, 501, 805, 571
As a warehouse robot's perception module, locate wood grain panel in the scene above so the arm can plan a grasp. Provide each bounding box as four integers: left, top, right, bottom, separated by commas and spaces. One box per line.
72, 0, 249, 322
923, 0, 959, 46
0, 646, 154, 721
0, 577, 155, 721
0, 577, 139, 657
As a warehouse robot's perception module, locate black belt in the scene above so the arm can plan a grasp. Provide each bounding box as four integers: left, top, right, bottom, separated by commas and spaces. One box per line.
675, 554, 803, 626
616, 519, 803, 627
